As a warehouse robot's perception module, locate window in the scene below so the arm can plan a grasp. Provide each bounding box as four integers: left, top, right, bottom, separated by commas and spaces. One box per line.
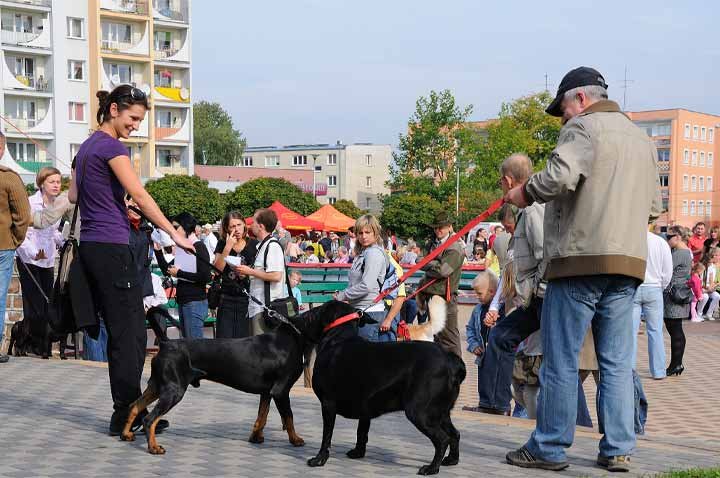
364, 154, 373, 167
67, 60, 85, 81
701, 127, 707, 141
328, 197, 337, 205
659, 174, 669, 187
683, 149, 689, 165
9, 56, 34, 79
366, 197, 371, 208
154, 69, 173, 87
67, 17, 84, 39
690, 200, 696, 216
685, 124, 691, 139
682, 200, 688, 216
707, 201, 712, 216
101, 22, 132, 49
693, 125, 699, 139
683, 175, 689, 191
292, 155, 307, 166
154, 31, 172, 52
70, 143, 81, 161
7, 142, 36, 161
657, 149, 670, 162
699, 200, 705, 215
700, 176, 705, 192
365, 176, 372, 188
710, 128, 715, 143
327, 153, 337, 165
327, 175, 337, 187
692, 150, 698, 166
106, 62, 132, 84
700, 151, 706, 167
709, 177, 713, 192
691, 176, 697, 192
662, 198, 669, 211
709, 153, 714, 168
68, 102, 85, 122
157, 149, 174, 168
242, 156, 253, 167
264, 155, 280, 167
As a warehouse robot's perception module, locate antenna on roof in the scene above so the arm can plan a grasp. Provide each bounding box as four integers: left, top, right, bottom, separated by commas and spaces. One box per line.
620, 65, 634, 111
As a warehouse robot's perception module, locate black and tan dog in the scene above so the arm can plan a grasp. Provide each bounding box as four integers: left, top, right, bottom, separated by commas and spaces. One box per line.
120, 307, 307, 454
7, 318, 68, 359
302, 301, 466, 475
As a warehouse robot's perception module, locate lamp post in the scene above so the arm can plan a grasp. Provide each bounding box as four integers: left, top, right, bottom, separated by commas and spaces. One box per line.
456, 161, 460, 215
311, 154, 319, 198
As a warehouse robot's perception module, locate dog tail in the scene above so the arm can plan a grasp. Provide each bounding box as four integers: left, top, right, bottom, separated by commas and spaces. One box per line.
146, 306, 180, 342
427, 295, 448, 336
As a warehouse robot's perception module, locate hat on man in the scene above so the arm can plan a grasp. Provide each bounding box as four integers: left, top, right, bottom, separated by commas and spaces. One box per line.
545, 66, 608, 117
431, 211, 453, 228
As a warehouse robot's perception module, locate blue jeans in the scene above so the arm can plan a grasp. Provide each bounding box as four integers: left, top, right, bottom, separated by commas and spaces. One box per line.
358, 310, 397, 342
632, 286, 666, 378
0, 249, 14, 342
633, 370, 648, 435
525, 275, 638, 462
478, 299, 541, 412
83, 320, 108, 362
179, 300, 208, 339
400, 299, 419, 325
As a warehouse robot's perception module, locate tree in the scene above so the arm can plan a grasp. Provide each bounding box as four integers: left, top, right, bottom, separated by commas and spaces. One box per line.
333, 199, 365, 219
224, 177, 320, 218
193, 101, 246, 166
145, 175, 225, 224
391, 89, 473, 185
380, 194, 444, 241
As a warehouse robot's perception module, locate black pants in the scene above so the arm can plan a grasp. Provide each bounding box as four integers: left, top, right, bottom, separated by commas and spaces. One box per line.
80, 242, 146, 412
215, 294, 250, 338
664, 317, 685, 368
16, 259, 54, 354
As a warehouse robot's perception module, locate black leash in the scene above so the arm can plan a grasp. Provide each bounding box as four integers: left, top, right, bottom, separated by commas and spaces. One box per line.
17, 258, 50, 303
129, 206, 303, 336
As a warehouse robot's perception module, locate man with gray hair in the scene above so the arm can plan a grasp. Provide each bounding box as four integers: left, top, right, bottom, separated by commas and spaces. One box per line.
505, 67, 662, 472
464, 153, 546, 415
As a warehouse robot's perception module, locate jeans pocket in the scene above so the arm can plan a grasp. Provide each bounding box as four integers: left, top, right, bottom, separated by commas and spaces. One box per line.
608, 276, 639, 297
568, 279, 600, 302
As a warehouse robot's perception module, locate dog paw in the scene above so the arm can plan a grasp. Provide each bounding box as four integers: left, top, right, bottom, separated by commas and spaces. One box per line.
346, 447, 366, 459
248, 432, 264, 444
148, 445, 166, 455
307, 451, 329, 467
441, 455, 459, 466
290, 436, 305, 447
120, 432, 135, 442
417, 464, 440, 475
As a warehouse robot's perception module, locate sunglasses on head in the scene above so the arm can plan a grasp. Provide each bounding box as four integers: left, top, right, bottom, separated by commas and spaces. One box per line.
666, 234, 677, 240
118, 87, 147, 102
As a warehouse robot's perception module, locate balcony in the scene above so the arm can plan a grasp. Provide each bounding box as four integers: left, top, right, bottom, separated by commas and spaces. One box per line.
155, 108, 189, 141
153, 0, 188, 23
154, 86, 189, 103
155, 146, 189, 175
3, 99, 54, 135
16, 160, 51, 173
100, 0, 149, 16
100, 21, 149, 56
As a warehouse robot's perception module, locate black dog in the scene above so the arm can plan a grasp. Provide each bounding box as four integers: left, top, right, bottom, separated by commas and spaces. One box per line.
121, 307, 307, 454
7, 318, 68, 359
302, 301, 466, 475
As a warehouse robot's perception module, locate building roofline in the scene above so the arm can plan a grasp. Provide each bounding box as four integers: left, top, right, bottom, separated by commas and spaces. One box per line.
245, 142, 389, 153
627, 108, 720, 118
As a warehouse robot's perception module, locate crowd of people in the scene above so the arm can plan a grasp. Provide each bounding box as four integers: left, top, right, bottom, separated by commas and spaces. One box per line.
0, 67, 712, 474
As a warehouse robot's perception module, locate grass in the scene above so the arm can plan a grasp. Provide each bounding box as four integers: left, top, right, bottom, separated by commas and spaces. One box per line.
656, 469, 720, 478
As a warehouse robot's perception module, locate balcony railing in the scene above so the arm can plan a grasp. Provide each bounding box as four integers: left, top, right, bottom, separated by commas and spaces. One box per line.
155, 126, 179, 139
4, 0, 51, 6
154, 86, 190, 102
102, 0, 149, 15
17, 160, 52, 173
153, 46, 179, 59
6, 117, 37, 129
13, 75, 51, 92
156, 7, 185, 22
1, 29, 42, 45
655, 139, 671, 148
101, 40, 134, 52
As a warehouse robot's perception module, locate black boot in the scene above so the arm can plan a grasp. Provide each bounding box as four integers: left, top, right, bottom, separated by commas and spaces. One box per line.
666, 364, 684, 376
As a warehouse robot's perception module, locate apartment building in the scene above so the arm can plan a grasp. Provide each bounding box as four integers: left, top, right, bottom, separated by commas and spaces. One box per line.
626, 109, 720, 228
195, 142, 392, 212
0, 0, 192, 182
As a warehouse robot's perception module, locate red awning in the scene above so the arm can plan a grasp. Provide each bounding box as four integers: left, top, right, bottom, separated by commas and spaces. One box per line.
306, 204, 356, 232
246, 201, 323, 231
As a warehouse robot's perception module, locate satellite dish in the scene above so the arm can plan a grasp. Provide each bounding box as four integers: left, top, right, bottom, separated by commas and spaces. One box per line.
140, 83, 151, 95
179, 87, 189, 101
111, 74, 121, 84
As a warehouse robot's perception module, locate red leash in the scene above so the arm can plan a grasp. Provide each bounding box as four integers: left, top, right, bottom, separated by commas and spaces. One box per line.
372, 198, 504, 304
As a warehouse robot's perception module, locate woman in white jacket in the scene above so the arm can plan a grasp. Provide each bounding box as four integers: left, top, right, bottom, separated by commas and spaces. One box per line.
16, 167, 65, 357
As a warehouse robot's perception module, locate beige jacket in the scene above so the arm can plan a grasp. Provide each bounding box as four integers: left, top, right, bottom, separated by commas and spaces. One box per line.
524, 100, 662, 281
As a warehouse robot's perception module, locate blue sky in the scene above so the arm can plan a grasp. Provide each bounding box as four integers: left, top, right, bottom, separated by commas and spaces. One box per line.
192, 1, 720, 147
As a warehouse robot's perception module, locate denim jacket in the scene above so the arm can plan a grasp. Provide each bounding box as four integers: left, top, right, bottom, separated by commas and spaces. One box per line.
466, 303, 489, 366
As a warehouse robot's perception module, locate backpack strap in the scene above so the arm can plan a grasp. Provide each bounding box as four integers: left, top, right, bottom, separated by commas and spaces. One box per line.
262, 237, 292, 307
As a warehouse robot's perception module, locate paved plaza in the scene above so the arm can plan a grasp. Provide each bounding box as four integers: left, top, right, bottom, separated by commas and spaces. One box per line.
2, 310, 720, 477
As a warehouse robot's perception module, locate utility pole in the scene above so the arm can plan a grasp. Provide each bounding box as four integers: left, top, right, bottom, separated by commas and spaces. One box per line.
620, 66, 634, 110
544, 73, 550, 92
311, 154, 319, 198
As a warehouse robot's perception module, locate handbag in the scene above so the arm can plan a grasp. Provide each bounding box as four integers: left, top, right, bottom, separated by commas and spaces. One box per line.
262, 238, 298, 325
667, 282, 692, 305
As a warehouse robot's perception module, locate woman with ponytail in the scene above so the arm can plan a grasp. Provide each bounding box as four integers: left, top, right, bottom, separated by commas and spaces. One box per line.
69, 84, 194, 436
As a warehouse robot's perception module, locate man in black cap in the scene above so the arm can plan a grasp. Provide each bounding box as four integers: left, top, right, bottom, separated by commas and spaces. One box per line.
504, 67, 662, 472
417, 211, 465, 357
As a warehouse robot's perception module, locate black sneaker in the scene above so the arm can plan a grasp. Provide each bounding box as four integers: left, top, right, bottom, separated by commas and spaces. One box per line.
0, 353, 9, 363
506, 447, 569, 471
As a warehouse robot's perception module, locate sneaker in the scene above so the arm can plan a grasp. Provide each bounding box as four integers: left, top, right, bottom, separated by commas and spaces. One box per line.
0, 353, 9, 363
690, 317, 703, 323
506, 447, 569, 471
597, 454, 630, 472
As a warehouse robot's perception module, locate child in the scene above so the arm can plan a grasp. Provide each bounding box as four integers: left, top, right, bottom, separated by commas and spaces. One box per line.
304, 245, 319, 264
288, 271, 306, 312
699, 247, 720, 321
689, 262, 705, 322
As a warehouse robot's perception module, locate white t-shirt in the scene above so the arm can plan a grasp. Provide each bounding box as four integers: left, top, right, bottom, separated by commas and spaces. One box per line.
248, 238, 288, 317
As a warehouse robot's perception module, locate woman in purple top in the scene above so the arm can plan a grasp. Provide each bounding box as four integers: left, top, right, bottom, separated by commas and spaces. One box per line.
69, 84, 194, 436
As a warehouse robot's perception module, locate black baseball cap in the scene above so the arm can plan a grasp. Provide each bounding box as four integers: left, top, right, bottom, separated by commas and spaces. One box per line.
546, 67, 608, 117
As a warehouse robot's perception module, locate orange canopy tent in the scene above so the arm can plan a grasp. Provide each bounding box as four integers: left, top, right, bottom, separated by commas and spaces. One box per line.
306, 204, 356, 232
246, 201, 323, 231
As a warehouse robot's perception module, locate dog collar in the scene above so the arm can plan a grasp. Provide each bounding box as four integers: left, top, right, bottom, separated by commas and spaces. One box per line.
323, 312, 360, 333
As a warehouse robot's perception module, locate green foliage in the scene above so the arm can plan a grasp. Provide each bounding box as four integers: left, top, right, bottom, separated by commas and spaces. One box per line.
392, 89, 473, 184
145, 175, 225, 224
333, 199, 365, 219
224, 177, 320, 218
193, 101, 246, 166
25, 183, 37, 195
658, 469, 720, 478
380, 194, 445, 241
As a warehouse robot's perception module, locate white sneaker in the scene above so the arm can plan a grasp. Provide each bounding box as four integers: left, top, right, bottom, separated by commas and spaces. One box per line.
691, 317, 703, 322
708, 316, 717, 321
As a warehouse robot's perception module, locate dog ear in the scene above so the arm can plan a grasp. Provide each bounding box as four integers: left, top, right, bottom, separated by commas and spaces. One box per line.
358, 312, 377, 326
190, 368, 207, 388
